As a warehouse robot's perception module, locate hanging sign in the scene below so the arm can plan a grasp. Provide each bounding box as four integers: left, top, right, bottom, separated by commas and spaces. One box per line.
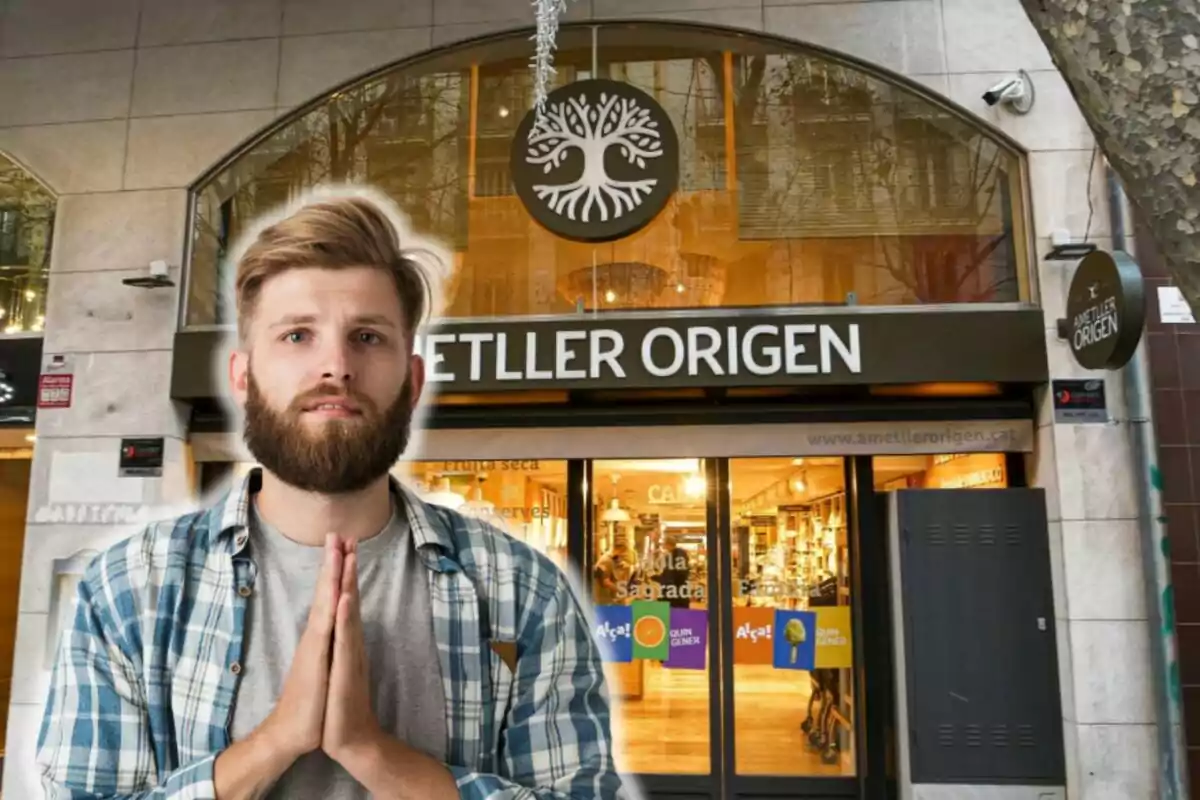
1064, 250, 1145, 370
510, 78, 680, 243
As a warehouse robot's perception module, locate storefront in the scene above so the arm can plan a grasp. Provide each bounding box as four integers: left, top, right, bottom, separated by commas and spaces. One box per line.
168, 20, 1064, 800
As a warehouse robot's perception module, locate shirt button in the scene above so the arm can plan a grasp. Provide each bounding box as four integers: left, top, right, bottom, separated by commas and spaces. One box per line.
237, 585, 252, 597
230, 662, 242, 675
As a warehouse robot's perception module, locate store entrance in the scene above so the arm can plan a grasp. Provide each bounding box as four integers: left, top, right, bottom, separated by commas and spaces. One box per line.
203, 431, 1021, 799
586, 457, 861, 799
394, 449, 1016, 799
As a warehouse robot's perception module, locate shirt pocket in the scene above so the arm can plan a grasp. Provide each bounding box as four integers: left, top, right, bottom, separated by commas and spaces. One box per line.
486, 643, 517, 764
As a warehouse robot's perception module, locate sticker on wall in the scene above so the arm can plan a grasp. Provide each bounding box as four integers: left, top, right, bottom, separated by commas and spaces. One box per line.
631, 600, 671, 660
592, 605, 633, 663
663, 608, 707, 670
815, 607, 853, 669
772, 610, 817, 671
732, 606, 775, 665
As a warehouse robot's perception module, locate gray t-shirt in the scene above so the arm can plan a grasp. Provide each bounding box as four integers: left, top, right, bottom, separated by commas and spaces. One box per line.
229, 496, 448, 798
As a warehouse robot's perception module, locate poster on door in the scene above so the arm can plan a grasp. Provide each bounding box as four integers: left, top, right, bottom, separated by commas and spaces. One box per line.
772, 610, 817, 671
592, 605, 633, 663
733, 606, 775, 664
662, 608, 707, 670
814, 607, 853, 668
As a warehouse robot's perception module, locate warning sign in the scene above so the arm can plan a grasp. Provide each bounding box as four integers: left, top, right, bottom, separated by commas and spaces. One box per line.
37, 374, 73, 409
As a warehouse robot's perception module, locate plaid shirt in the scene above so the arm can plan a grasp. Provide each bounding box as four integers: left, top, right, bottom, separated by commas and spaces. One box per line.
36, 469, 627, 799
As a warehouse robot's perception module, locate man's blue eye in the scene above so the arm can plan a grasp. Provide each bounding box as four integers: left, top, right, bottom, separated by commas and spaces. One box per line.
285, 331, 307, 343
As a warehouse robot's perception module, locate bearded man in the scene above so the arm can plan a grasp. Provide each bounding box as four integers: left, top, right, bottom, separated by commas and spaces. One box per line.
35, 192, 626, 800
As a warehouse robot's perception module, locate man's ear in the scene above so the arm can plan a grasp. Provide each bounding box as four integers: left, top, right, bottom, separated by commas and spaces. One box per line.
228, 348, 250, 408
408, 352, 427, 408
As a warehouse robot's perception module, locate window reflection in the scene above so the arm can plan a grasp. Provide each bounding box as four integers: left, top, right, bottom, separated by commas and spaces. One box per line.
0, 154, 53, 335
187, 23, 1027, 326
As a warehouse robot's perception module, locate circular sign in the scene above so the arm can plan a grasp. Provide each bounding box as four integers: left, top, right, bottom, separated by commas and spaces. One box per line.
510, 79, 680, 243
1065, 250, 1145, 370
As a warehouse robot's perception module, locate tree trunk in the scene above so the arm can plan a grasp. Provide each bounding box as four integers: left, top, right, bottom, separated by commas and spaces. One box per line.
1018, 0, 1200, 311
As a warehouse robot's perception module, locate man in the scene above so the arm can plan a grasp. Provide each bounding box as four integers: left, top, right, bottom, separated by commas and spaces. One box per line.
35, 190, 626, 799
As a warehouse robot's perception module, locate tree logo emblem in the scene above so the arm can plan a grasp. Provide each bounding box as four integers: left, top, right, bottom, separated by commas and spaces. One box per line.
510, 78, 680, 243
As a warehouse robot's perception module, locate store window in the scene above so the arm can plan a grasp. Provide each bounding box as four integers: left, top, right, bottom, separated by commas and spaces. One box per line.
0, 153, 54, 335
728, 457, 855, 777
186, 22, 1029, 327
398, 460, 569, 568
873, 452, 1010, 491
590, 459, 712, 776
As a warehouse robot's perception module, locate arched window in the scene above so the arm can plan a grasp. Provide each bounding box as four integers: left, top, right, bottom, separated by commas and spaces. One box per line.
0, 153, 54, 335
185, 22, 1030, 327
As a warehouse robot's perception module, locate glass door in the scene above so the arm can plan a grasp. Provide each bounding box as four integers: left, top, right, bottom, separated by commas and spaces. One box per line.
587, 458, 719, 790
582, 456, 862, 798
721, 457, 858, 795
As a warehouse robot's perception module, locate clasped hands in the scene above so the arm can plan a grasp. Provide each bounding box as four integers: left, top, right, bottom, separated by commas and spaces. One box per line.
260, 534, 382, 768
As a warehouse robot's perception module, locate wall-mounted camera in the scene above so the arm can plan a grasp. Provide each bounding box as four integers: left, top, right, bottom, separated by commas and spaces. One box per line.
981, 70, 1035, 115
122, 259, 175, 289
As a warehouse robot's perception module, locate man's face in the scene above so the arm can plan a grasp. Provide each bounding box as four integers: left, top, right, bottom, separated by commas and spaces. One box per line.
228, 266, 426, 494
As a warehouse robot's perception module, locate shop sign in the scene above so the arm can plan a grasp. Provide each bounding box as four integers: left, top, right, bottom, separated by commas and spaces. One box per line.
37, 374, 72, 409
118, 437, 165, 478
1064, 250, 1145, 370
511, 79, 680, 243
37, 352, 74, 409
414, 308, 1047, 393
1052, 378, 1107, 424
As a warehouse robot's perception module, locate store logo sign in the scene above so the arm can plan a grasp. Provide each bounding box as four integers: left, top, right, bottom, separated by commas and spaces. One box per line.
510, 79, 680, 243
1064, 250, 1145, 370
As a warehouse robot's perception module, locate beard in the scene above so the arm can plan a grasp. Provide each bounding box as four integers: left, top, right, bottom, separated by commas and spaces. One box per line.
243, 369, 416, 494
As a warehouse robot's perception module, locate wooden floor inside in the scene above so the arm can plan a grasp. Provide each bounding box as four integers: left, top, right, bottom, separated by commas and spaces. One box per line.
608, 661, 856, 778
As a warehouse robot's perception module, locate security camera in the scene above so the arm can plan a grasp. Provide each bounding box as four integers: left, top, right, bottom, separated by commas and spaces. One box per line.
122, 259, 176, 289
981, 70, 1034, 114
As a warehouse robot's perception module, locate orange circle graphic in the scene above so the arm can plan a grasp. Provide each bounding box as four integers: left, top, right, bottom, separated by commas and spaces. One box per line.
634, 615, 666, 649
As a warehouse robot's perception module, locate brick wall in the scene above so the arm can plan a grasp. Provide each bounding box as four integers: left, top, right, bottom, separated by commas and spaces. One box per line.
1136, 210, 1200, 790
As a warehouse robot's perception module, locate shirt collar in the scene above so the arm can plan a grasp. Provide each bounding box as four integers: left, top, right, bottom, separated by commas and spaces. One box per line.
209, 467, 458, 567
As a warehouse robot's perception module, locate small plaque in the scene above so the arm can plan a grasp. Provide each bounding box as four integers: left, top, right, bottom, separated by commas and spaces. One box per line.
1052, 379, 1107, 424
37, 374, 73, 409
118, 437, 165, 478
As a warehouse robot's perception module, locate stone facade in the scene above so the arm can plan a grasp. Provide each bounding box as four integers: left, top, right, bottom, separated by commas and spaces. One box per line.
0, 0, 1161, 797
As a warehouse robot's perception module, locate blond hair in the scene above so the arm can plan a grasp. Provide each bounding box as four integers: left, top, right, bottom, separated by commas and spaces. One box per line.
233, 190, 438, 344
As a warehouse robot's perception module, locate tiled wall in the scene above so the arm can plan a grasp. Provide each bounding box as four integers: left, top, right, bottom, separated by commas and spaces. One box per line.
1137, 209, 1200, 792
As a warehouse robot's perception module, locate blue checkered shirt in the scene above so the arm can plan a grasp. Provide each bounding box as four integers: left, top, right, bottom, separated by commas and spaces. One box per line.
36, 469, 626, 799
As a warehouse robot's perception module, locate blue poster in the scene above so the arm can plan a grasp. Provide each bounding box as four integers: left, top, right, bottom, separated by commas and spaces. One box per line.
592, 605, 633, 663
772, 610, 817, 671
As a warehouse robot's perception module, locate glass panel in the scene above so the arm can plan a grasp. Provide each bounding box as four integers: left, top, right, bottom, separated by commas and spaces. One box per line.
397, 460, 569, 568
729, 456, 856, 777
214, 459, 571, 568
591, 459, 711, 775
0, 154, 53, 334
873, 452, 1010, 491
186, 23, 1028, 327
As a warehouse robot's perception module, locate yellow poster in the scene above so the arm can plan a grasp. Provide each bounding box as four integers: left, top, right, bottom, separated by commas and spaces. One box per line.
814, 607, 853, 668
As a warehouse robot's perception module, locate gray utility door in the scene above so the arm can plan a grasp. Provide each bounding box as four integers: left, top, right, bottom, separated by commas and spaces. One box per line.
896, 488, 1065, 785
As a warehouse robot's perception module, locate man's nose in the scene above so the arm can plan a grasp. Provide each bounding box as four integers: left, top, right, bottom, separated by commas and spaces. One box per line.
318, 340, 355, 383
